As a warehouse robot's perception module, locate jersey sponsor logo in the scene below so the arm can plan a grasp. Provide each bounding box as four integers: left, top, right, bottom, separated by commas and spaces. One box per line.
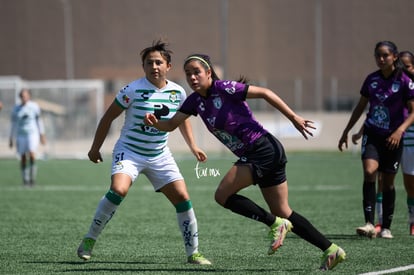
139, 90, 150, 100
113, 161, 124, 172
153, 104, 170, 119
122, 94, 130, 103
409, 80, 414, 90
207, 117, 216, 127
198, 101, 205, 112
369, 105, 390, 129
140, 125, 160, 134
391, 81, 400, 93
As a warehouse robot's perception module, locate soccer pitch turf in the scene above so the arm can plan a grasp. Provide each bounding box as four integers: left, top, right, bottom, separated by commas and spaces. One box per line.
0, 151, 413, 274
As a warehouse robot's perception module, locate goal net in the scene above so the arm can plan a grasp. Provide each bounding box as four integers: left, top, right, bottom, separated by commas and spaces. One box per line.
0, 76, 105, 159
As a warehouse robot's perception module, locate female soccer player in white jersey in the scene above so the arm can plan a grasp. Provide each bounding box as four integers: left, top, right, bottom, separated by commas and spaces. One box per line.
77, 40, 211, 265
9, 88, 46, 187
399, 50, 414, 235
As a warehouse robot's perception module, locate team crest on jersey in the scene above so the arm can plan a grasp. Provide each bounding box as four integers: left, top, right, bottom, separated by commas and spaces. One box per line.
213, 97, 222, 109
391, 82, 400, 93
370, 81, 378, 89
169, 91, 178, 103
122, 94, 130, 103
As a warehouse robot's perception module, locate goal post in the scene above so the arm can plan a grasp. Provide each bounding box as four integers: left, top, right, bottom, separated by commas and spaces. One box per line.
0, 76, 106, 159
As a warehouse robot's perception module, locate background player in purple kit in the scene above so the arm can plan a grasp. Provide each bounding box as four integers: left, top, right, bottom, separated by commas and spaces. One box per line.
145, 53, 346, 271
338, 41, 414, 239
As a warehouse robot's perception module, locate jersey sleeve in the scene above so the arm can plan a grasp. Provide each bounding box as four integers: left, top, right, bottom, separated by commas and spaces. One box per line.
359, 75, 370, 98
115, 84, 134, 109
178, 93, 198, 116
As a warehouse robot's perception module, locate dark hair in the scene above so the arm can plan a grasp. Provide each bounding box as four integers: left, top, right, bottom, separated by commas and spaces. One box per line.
140, 39, 172, 65
374, 40, 398, 55
399, 50, 414, 64
183, 53, 248, 83
399, 50, 414, 78
373, 41, 413, 79
19, 88, 31, 98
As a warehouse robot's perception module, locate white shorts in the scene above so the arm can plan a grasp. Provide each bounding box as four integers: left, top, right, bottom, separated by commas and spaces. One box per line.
16, 134, 39, 155
111, 144, 183, 191
401, 146, 414, 175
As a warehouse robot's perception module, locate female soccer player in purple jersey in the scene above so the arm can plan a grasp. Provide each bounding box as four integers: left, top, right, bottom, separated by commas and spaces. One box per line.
145, 54, 346, 271
339, 41, 414, 239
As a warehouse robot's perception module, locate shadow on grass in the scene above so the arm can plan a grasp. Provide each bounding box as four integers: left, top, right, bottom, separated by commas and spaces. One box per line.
24, 261, 305, 273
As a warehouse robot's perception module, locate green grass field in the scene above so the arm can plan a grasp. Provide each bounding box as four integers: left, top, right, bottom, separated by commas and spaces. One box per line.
0, 151, 413, 274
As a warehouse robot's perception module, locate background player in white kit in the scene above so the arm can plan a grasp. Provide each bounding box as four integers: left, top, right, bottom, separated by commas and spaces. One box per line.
77, 40, 211, 265
9, 88, 46, 187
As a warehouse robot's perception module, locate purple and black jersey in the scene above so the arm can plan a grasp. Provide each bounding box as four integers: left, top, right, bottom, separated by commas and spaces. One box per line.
361, 70, 414, 136
179, 80, 268, 157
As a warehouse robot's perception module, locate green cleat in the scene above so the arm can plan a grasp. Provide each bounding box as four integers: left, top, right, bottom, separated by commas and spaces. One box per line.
268, 217, 292, 255
187, 252, 212, 265
320, 243, 346, 271
77, 238, 96, 260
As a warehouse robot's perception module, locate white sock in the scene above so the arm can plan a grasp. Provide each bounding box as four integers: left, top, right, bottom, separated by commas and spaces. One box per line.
85, 196, 118, 240
177, 208, 198, 257
29, 163, 37, 183
22, 166, 30, 184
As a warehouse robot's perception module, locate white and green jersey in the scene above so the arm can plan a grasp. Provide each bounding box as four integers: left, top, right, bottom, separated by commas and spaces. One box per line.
10, 100, 44, 137
404, 124, 414, 148
114, 77, 186, 157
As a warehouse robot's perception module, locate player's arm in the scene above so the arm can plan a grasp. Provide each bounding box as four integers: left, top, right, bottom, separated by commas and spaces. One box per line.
144, 111, 189, 132
387, 99, 414, 149
247, 85, 315, 139
178, 119, 207, 162
9, 111, 17, 148
88, 100, 123, 163
338, 96, 368, 151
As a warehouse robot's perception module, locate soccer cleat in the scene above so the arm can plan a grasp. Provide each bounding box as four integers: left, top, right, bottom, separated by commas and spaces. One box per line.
77, 237, 96, 260
268, 217, 292, 255
187, 252, 212, 265
320, 243, 346, 271
410, 224, 414, 236
375, 223, 381, 234
356, 223, 377, 238
379, 229, 393, 239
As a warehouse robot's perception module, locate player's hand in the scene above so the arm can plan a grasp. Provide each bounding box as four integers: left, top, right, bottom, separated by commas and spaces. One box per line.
88, 149, 103, 163
338, 133, 348, 151
386, 129, 403, 150
144, 113, 158, 126
351, 133, 362, 145
192, 147, 208, 162
40, 134, 47, 145
292, 116, 315, 140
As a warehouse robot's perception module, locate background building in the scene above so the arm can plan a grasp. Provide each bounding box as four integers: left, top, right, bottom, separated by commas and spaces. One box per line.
1, 0, 413, 157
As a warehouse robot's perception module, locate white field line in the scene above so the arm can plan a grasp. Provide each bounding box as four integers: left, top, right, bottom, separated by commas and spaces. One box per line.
359, 264, 414, 275
1, 184, 353, 192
